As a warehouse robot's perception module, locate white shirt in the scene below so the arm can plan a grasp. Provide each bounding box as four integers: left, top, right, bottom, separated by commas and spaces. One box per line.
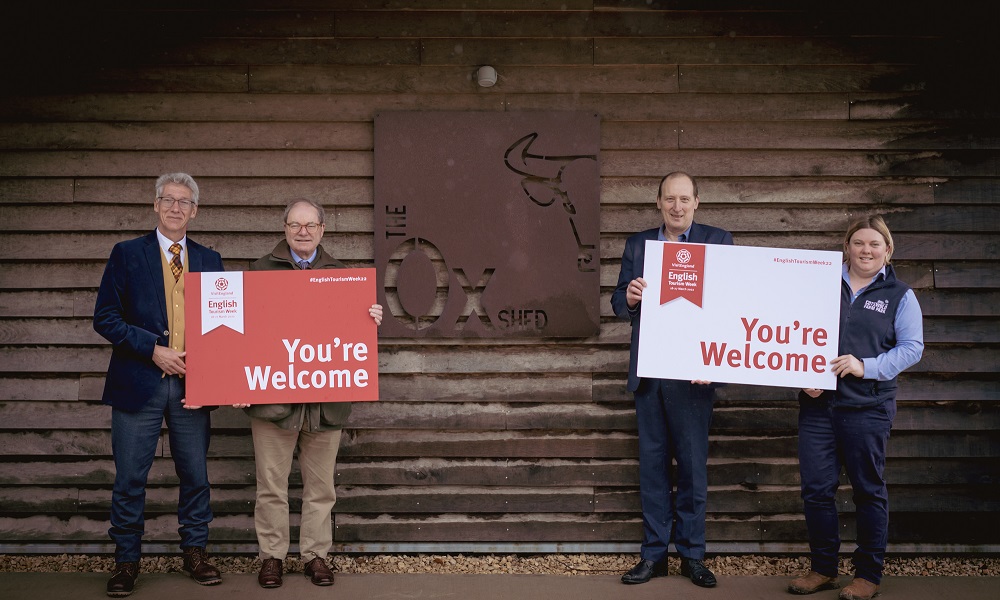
155, 228, 187, 264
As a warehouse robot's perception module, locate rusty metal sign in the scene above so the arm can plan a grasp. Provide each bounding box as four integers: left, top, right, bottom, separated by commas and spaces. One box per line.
374, 111, 601, 337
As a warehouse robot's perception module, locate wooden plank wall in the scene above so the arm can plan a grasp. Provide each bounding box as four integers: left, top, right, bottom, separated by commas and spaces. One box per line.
0, 1, 997, 554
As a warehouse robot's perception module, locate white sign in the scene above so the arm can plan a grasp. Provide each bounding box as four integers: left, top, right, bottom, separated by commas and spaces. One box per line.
637, 241, 842, 390
200, 271, 244, 334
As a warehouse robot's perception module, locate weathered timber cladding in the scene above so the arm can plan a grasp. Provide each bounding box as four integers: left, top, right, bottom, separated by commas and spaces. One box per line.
0, 2, 997, 554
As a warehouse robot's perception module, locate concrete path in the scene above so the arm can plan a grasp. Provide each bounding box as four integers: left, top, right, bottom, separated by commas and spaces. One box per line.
1, 572, 998, 600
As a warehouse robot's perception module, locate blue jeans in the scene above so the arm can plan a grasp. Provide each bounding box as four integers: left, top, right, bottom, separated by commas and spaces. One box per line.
798, 397, 895, 584
109, 375, 213, 562
634, 378, 715, 562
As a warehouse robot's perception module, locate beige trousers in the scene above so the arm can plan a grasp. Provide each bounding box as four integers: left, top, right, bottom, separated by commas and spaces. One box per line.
250, 417, 342, 561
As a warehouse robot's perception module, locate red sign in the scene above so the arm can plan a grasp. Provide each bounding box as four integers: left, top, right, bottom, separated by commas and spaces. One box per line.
660, 243, 706, 307
185, 268, 379, 406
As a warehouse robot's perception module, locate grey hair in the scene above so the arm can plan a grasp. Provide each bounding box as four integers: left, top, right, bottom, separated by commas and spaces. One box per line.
155, 173, 200, 205
282, 198, 326, 225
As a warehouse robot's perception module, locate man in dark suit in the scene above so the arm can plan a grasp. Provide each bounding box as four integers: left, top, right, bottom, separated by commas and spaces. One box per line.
94, 173, 225, 597
611, 172, 733, 588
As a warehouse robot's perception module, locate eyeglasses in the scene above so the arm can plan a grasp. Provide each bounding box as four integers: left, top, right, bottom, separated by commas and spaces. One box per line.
157, 196, 195, 210
286, 222, 322, 233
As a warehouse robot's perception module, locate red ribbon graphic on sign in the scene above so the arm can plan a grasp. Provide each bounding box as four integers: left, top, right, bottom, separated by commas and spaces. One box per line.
660, 243, 706, 307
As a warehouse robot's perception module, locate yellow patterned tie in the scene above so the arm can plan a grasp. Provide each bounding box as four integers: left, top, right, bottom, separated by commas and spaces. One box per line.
169, 243, 183, 281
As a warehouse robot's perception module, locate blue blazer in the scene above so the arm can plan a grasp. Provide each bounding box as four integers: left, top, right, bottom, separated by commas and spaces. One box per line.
93, 231, 224, 411
611, 222, 734, 392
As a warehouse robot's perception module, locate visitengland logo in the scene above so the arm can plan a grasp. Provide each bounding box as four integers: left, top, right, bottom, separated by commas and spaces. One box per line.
202, 272, 244, 334
661, 243, 706, 308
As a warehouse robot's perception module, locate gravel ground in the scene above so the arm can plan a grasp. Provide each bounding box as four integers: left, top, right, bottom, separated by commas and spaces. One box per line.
2, 554, 998, 577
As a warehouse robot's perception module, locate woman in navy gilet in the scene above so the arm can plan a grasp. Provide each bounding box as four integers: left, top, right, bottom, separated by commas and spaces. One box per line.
788, 216, 924, 600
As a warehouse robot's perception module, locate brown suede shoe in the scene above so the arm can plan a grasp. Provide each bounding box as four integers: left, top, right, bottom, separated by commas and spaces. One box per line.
304, 556, 335, 586
258, 558, 283, 588
107, 562, 139, 597
788, 571, 839, 595
181, 547, 222, 586
840, 577, 880, 600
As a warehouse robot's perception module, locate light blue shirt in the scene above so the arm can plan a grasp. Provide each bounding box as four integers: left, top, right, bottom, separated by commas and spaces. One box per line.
290, 249, 318, 266
843, 263, 924, 381
658, 224, 691, 243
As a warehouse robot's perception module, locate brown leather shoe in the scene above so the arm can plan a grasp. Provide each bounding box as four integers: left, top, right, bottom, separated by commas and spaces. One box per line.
840, 577, 880, 600
181, 547, 222, 586
788, 571, 839, 594
304, 556, 335, 586
258, 558, 283, 588
107, 562, 139, 597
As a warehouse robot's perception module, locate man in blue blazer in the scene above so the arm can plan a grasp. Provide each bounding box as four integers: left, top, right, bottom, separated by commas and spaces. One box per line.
94, 173, 225, 597
611, 172, 733, 589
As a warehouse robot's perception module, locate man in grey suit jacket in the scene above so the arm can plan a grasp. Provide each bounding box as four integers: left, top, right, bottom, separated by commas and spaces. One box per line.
611, 172, 733, 589
94, 173, 225, 597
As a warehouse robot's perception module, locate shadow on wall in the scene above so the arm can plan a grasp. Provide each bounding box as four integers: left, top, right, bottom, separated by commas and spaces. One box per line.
1, 5, 233, 94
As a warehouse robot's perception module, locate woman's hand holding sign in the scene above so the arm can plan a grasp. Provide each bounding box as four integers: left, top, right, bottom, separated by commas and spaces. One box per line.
830, 353, 864, 378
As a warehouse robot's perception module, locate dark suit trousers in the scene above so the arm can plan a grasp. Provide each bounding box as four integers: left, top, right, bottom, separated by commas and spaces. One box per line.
634, 377, 714, 562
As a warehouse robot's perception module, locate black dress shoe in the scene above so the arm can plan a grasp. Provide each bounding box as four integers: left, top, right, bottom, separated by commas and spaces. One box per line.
681, 558, 717, 588
621, 558, 669, 584
107, 562, 139, 597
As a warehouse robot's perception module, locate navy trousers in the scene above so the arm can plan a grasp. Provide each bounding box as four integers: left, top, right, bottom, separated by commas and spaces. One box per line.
109, 375, 213, 562
798, 398, 895, 584
634, 378, 715, 562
